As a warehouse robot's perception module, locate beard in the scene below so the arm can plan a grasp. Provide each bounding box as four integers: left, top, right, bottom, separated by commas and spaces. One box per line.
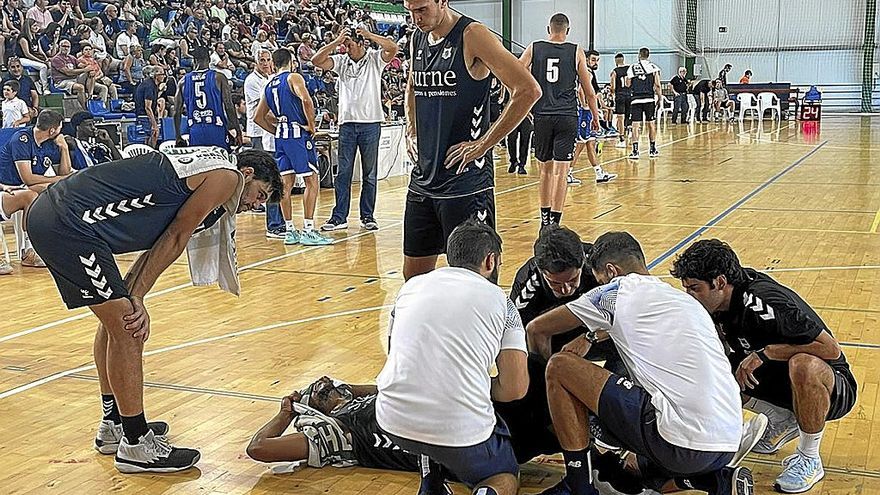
487, 265, 499, 285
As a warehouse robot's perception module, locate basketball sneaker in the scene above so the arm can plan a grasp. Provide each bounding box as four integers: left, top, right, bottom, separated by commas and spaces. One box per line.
0, 260, 12, 275
628, 150, 640, 160
775, 452, 824, 493
752, 408, 798, 454
728, 413, 768, 467
320, 219, 348, 231
361, 217, 379, 231
21, 248, 46, 267
730, 466, 755, 495
508, 162, 517, 173
265, 228, 287, 240
596, 172, 618, 184
567, 173, 582, 186
516, 164, 527, 175
300, 230, 333, 246
95, 419, 170, 455
649, 148, 660, 158
114, 429, 200, 474
284, 230, 301, 245
615, 139, 627, 149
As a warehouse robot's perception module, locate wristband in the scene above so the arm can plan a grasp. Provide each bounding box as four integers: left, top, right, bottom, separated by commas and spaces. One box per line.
755, 349, 768, 363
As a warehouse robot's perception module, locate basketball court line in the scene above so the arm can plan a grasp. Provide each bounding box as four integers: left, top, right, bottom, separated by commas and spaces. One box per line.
870, 207, 880, 233
0, 304, 392, 400
647, 140, 828, 269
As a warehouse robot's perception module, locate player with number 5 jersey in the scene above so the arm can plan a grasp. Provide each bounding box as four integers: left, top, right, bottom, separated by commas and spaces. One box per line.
174, 47, 242, 151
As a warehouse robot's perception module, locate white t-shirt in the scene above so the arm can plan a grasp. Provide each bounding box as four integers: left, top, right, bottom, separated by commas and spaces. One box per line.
330, 49, 386, 124
567, 273, 742, 452
209, 53, 234, 80
627, 60, 661, 105
2, 98, 28, 128
115, 32, 139, 59
243, 70, 269, 139
376, 267, 528, 447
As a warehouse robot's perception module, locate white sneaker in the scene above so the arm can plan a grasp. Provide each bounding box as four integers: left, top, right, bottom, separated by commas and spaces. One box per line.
95, 419, 170, 455
114, 430, 199, 474
729, 413, 768, 467
775, 452, 824, 493
752, 408, 798, 454
595, 172, 618, 184
628, 151, 640, 160
567, 173, 582, 186
21, 248, 46, 268
615, 140, 627, 149
0, 260, 12, 275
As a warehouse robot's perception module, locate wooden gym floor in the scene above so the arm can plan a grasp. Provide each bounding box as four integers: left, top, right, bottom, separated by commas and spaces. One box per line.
1, 115, 879, 494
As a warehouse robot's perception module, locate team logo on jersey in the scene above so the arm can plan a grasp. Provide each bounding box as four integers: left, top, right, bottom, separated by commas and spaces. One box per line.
415, 49, 423, 61
43, 156, 52, 169
738, 337, 752, 351
441, 47, 452, 60
306, 140, 313, 150
616, 377, 633, 389
19, 133, 28, 143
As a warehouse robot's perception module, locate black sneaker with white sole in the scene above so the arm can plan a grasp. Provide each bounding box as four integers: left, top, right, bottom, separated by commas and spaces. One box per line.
114, 430, 200, 474
95, 419, 170, 455
321, 219, 348, 231
361, 218, 379, 231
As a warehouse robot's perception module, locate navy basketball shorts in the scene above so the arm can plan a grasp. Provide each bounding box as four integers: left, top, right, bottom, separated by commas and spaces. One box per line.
188, 124, 230, 151
27, 193, 129, 309
577, 108, 598, 142
629, 101, 656, 122
383, 417, 519, 488
532, 114, 578, 162
276, 137, 319, 177
591, 373, 733, 487
403, 189, 496, 258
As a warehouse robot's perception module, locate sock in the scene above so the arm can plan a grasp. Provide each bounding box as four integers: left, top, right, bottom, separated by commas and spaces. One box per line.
303, 218, 314, 232
120, 412, 149, 444
22, 231, 32, 251
618, 136, 625, 142
632, 142, 639, 153
102, 394, 121, 424
797, 428, 823, 458
599, 120, 609, 131
650, 141, 657, 151
562, 449, 594, 495
540, 207, 551, 226
474, 487, 498, 495
594, 166, 603, 178
419, 455, 448, 494
549, 211, 562, 225
285, 220, 295, 231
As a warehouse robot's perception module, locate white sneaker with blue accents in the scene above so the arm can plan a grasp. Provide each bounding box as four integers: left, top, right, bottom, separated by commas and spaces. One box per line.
774, 451, 824, 493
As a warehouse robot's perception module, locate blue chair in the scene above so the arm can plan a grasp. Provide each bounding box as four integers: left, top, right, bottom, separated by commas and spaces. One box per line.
159, 117, 187, 142
126, 119, 150, 145
88, 99, 135, 120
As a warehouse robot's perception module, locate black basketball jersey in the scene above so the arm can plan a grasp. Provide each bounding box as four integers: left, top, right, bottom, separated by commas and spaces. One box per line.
612, 66, 631, 96
589, 68, 600, 95
530, 41, 578, 116
333, 395, 419, 471
410, 16, 493, 199
627, 60, 660, 101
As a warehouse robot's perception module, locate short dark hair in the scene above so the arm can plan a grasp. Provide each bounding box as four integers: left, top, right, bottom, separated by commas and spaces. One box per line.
589, 232, 645, 272
192, 46, 211, 64
724, 63, 732, 69
638, 47, 650, 59
549, 13, 569, 32
3, 80, 20, 93
745, 70, 752, 76
587, 49, 600, 58
236, 149, 283, 203
447, 220, 502, 270
35, 109, 63, 131
534, 226, 586, 273
614, 53, 624, 59
670, 239, 747, 287
272, 48, 293, 68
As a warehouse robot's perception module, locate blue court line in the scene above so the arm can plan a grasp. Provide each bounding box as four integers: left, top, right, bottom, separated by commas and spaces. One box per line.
647, 140, 829, 270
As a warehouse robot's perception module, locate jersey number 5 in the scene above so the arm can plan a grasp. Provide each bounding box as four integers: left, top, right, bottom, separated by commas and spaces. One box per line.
546, 58, 560, 83
194, 81, 207, 109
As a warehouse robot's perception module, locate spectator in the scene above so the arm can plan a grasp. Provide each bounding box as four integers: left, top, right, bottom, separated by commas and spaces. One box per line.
207, 16, 223, 40
16, 19, 49, 94
297, 32, 314, 68
211, 0, 229, 23
713, 79, 735, 120
251, 29, 276, 60
669, 66, 689, 125
209, 41, 234, 79
51, 0, 80, 38
121, 44, 146, 92
2, 58, 39, 113
115, 21, 140, 60
37, 21, 61, 59
2, 0, 24, 49
149, 44, 168, 67
258, 13, 277, 37
133, 65, 164, 147
314, 27, 398, 232
149, 8, 179, 49
225, 27, 252, 70
98, 4, 124, 42
50, 38, 90, 108
2, 80, 30, 128
739, 70, 752, 84
77, 43, 118, 104
179, 25, 201, 66
25, 0, 51, 32
0, 109, 68, 192
184, 7, 207, 34
718, 63, 732, 87
64, 111, 122, 170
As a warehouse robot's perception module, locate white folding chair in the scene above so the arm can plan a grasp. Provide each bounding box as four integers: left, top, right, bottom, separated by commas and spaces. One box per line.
122, 144, 157, 158
158, 140, 177, 152
686, 94, 697, 122
758, 92, 782, 121
656, 96, 674, 122
737, 93, 760, 123
1, 221, 10, 264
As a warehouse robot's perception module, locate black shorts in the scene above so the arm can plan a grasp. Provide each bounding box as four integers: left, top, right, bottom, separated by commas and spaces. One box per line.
532, 114, 578, 162
737, 359, 857, 421
384, 418, 519, 488
614, 95, 631, 116
592, 374, 733, 486
27, 193, 129, 309
403, 189, 496, 258
630, 101, 656, 122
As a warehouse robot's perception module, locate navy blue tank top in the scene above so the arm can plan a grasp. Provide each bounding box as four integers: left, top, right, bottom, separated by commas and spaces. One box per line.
182, 69, 228, 128
410, 16, 492, 199
530, 41, 578, 117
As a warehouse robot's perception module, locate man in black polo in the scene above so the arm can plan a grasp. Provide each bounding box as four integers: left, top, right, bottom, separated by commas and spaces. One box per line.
691, 78, 715, 123
672, 239, 857, 494
669, 66, 690, 124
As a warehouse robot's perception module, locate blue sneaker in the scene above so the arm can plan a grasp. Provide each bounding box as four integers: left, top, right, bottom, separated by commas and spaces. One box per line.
775, 452, 824, 493
284, 230, 301, 245
299, 230, 333, 246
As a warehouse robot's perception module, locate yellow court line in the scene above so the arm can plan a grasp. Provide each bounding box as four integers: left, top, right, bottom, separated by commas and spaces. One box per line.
871, 207, 880, 233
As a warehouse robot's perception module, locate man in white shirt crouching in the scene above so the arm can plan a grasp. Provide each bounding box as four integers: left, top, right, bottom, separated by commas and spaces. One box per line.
528, 231, 753, 495
376, 219, 529, 495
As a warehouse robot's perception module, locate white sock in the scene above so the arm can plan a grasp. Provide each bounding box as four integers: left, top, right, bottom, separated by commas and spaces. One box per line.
594, 166, 603, 177
285, 220, 295, 231
22, 231, 32, 251
303, 219, 314, 232
797, 428, 823, 459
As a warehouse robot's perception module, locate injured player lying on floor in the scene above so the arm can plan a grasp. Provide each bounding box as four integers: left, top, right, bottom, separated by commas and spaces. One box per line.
246, 374, 767, 495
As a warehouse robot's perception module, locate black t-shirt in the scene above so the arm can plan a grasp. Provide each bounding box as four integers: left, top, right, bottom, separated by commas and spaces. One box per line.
52, 9, 77, 37
134, 79, 158, 117
670, 75, 689, 94
692, 79, 712, 94
714, 268, 850, 371
530, 40, 578, 116
612, 65, 631, 97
